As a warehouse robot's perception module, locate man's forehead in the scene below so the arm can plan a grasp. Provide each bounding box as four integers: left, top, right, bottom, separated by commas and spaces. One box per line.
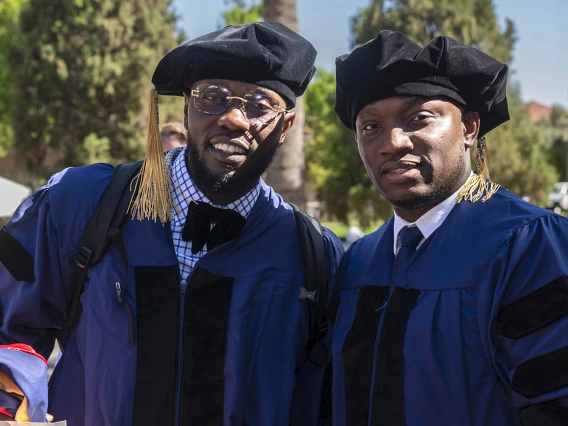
358, 96, 424, 115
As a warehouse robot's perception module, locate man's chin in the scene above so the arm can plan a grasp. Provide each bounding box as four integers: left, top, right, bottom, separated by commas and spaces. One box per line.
204, 156, 239, 173
208, 166, 255, 195
381, 187, 435, 211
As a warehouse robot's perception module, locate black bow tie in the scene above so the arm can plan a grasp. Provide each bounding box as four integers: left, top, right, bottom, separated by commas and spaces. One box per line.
182, 201, 246, 254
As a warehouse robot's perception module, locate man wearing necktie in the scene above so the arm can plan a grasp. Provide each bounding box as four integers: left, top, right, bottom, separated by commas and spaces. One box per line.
330, 30, 568, 426
0, 23, 343, 425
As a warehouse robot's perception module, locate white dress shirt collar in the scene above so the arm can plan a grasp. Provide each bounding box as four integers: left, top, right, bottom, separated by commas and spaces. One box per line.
392, 174, 472, 255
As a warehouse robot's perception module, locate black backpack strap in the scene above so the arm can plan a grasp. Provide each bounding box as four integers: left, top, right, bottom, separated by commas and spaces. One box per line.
290, 203, 329, 352
66, 161, 142, 329
289, 204, 333, 425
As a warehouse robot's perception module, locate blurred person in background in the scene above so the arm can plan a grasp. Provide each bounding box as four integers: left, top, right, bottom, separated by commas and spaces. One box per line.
0, 22, 342, 425
330, 30, 568, 426
160, 122, 187, 152
342, 225, 364, 250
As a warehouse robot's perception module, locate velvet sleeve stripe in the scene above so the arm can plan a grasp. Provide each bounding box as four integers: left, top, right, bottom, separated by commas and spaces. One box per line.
512, 346, 568, 398
0, 228, 35, 283
181, 267, 234, 425
132, 265, 179, 426
494, 276, 568, 340
342, 285, 388, 426
371, 287, 420, 426
519, 398, 568, 426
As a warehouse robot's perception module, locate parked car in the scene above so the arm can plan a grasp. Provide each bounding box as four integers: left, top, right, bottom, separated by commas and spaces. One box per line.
548, 182, 568, 213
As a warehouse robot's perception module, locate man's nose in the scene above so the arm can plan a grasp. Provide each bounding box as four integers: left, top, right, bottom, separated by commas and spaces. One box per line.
218, 103, 250, 132
379, 126, 413, 156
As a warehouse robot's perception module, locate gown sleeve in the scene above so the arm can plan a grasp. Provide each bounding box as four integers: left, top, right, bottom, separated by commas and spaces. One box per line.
488, 213, 568, 425
0, 176, 76, 422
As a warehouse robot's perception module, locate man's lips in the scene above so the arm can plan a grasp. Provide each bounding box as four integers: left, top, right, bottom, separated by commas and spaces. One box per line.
212, 143, 246, 155
209, 136, 250, 153
382, 162, 421, 183
207, 136, 250, 163
382, 161, 420, 174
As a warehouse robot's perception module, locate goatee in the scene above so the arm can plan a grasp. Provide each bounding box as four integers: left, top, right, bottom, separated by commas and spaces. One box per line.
185, 130, 280, 200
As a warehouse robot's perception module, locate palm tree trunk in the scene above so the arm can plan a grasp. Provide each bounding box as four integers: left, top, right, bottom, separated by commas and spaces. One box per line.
263, 0, 306, 208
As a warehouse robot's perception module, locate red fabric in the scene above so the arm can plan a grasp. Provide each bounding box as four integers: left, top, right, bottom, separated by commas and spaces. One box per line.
0, 343, 47, 365
0, 406, 13, 418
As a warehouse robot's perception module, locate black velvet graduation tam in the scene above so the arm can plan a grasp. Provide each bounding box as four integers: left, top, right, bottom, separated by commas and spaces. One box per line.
152, 21, 317, 108
335, 30, 510, 136
129, 22, 317, 223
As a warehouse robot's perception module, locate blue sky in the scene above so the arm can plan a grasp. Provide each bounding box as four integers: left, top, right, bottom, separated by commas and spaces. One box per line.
172, 0, 568, 108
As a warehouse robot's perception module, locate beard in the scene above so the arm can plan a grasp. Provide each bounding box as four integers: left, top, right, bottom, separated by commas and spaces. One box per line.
383, 153, 467, 211
185, 129, 280, 199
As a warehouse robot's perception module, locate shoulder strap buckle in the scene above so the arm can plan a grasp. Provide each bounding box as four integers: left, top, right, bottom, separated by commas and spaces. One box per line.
76, 246, 93, 269
299, 287, 319, 302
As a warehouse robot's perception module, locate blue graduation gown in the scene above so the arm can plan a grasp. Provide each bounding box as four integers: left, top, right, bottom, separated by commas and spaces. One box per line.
332, 187, 568, 426
0, 163, 343, 426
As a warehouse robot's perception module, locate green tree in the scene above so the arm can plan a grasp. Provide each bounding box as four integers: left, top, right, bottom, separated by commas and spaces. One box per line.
7, 0, 184, 184
543, 104, 568, 180
551, 104, 568, 128
0, 0, 27, 157
487, 85, 558, 206
219, 0, 262, 27
351, 0, 516, 63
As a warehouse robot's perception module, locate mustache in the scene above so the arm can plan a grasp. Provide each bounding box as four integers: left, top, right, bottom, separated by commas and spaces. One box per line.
397, 154, 422, 163
381, 154, 427, 174
208, 131, 253, 147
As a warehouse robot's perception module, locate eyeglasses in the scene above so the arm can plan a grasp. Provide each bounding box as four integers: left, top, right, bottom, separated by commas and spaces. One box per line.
189, 84, 291, 125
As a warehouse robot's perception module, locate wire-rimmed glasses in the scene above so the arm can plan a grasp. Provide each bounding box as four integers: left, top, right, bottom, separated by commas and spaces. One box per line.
189, 84, 292, 126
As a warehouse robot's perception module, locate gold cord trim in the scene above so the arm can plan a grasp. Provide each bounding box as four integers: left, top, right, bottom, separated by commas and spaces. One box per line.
456, 135, 500, 203
128, 87, 173, 223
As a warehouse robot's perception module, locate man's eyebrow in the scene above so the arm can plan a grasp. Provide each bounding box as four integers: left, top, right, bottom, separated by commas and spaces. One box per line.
198, 80, 276, 97
404, 96, 427, 107
200, 79, 227, 86
360, 104, 383, 116
247, 87, 285, 106
249, 87, 276, 99
360, 97, 427, 117
204, 82, 282, 103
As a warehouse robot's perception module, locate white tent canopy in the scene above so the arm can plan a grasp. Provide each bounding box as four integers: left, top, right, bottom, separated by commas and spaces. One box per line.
0, 176, 31, 217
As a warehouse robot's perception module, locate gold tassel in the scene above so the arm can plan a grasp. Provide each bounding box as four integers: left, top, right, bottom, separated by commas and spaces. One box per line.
456, 135, 500, 203
128, 86, 173, 223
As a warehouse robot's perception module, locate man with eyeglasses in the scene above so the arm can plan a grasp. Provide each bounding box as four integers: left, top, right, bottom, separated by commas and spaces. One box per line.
0, 22, 343, 425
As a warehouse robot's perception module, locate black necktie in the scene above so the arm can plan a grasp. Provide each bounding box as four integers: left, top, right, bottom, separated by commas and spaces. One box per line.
392, 226, 423, 278
182, 201, 246, 254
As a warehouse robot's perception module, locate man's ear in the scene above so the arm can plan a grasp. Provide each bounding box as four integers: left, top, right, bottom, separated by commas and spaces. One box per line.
462, 111, 480, 148
278, 111, 296, 144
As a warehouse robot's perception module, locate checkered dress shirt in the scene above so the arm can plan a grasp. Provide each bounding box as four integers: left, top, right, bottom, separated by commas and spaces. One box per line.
170, 148, 260, 280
